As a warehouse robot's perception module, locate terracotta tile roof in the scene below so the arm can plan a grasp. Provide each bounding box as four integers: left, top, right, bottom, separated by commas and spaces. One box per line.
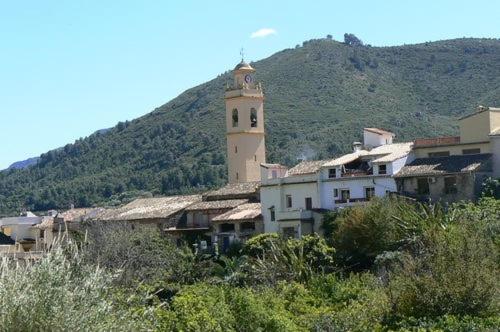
97, 195, 201, 221
34, 216, 54, 230
185, 199, 249, 211
395, 154, 492, 178
414, 136, 461, 147
364, 128, 395, 136
212, 203, 262, 222
287, 160, 328, 176
323, 152, 365, 167
203, 181, 260, 201
57, 208, 106, 222
261, 163, 287, 169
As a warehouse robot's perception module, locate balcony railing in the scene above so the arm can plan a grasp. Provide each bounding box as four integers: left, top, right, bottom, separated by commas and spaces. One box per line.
276, 209, 313, 221
341, 169, 373, 177
334, 197, 369, 204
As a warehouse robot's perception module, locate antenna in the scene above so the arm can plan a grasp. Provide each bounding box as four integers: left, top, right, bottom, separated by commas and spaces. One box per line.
240, 48, 245, 61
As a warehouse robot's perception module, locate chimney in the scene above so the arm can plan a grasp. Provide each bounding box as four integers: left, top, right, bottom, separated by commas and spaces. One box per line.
352, 141, 363, 152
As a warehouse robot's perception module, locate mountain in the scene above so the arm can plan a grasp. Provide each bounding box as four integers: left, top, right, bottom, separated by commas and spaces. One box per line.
1, 37, 499, 215
7, 157, 41, 170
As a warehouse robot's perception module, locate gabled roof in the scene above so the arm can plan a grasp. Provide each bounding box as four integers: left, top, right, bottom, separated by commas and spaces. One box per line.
364, 128, 395, 136
322, 143, 412, 167
97, 195, 202, 221
203, 181, 260, 201
395, 154, 492, 178
261, 163, 287, 169
212, 203, 262, 222
57, 208, 106, 222
287, 160, 328, 176
322, 152, 365, 167
185, 199, 248, 211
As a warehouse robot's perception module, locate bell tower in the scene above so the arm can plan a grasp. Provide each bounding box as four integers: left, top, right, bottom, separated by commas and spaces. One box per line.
225, 59, 266, 183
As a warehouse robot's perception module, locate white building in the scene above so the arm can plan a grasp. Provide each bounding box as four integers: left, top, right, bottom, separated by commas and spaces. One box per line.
260, 128, 413, 238
319, 129, 413, 209
260, 161, 326, 238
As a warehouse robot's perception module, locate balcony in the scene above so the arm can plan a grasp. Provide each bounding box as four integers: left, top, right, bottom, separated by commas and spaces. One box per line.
334, 197, 369, 205
276, 209, 313, 221
341, 169, 373, 177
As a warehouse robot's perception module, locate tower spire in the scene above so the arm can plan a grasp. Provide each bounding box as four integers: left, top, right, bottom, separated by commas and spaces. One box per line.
240, 48, 245, 62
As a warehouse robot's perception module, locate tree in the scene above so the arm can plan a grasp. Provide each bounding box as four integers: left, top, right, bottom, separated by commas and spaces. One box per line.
344, 33, 363, 46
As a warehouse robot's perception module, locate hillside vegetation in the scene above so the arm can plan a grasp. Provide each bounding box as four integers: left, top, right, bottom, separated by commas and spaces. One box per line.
1, 37, 500, 214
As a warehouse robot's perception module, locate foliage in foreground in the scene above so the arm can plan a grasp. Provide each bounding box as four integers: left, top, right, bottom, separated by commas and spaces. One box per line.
0, 198, 498, 331
0, 240, 144, 331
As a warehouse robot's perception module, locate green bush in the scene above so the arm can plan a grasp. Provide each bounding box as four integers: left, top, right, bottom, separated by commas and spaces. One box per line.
0, 242, 144, 331
242, 233, 279, 258
388, 222, 499, 318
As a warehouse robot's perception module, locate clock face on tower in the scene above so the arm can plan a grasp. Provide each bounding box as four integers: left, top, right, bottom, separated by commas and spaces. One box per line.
244, 74, 253, 83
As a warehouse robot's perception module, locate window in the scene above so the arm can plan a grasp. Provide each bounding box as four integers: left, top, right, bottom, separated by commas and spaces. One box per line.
462, 148, 480, 155
271, 170, 277, 179
286, 195, 292, 208
428, 151, 450, 157
378, 164, 387, 175
305, 197, 312, 210
254, 155, 257, 161
220, 223, 235, 232
282, 227, 295, 239
234, 146, 238, 153
232, 109, 238, 127
333, 189, 338, 197
417, 178, 430, 195
340, 189, 350, 202
241, 222, 255, 231
270, 207, 275, 221
236, 172, 239, 181
365, 187, 375, 200
250, 108, 258, 127
328, 168, 337, 178
444, 176, 457, 194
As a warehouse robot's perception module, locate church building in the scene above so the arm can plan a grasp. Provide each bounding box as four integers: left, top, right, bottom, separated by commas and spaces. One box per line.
225, 60, 266, 183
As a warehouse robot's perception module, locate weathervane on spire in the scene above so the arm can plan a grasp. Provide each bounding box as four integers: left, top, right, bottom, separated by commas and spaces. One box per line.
240, 48, 245, 62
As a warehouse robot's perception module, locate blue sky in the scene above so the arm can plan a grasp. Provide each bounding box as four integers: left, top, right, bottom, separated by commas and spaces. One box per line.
1, 0, 499, 169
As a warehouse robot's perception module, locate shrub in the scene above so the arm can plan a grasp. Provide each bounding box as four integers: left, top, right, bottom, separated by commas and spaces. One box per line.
388, 222, 499, 318
0, 242, 144, 331
82, 222, 188, 286
170, 284, 235, 332
242, 233, 279, 258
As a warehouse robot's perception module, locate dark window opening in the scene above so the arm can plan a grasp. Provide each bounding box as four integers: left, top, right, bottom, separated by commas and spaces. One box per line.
286, 195, 292, 208
232, 109, 239, 127
305, 197, 312, 210
342, 159, 372, 177
444, 176, 458, 194
462, 148, 480, 155
417, 178, 430, 195
328, 168, 337, 178
234, 146, 238, 153
236, 172, 239, 181
428, 151, 450, 157
220, 223, 235, 232
241, 222, 255, 231
365, 187, 375, 200
282, 227, 295, 239
270, 207, 275, 221
333, 189, 338, 197
250, 108, 258, 127
340, 189, 350, 202
378, 164, 387, 175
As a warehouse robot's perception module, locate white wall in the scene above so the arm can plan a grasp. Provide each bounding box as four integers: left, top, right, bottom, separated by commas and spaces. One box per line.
320, 177, 397, 210
364, 131, 393, 148
261, 179, 319, 233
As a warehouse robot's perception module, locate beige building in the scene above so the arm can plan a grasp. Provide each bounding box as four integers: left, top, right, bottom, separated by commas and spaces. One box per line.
412, 106, 500, 158
225, 60, 266, 183
396, 106, 499, 202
